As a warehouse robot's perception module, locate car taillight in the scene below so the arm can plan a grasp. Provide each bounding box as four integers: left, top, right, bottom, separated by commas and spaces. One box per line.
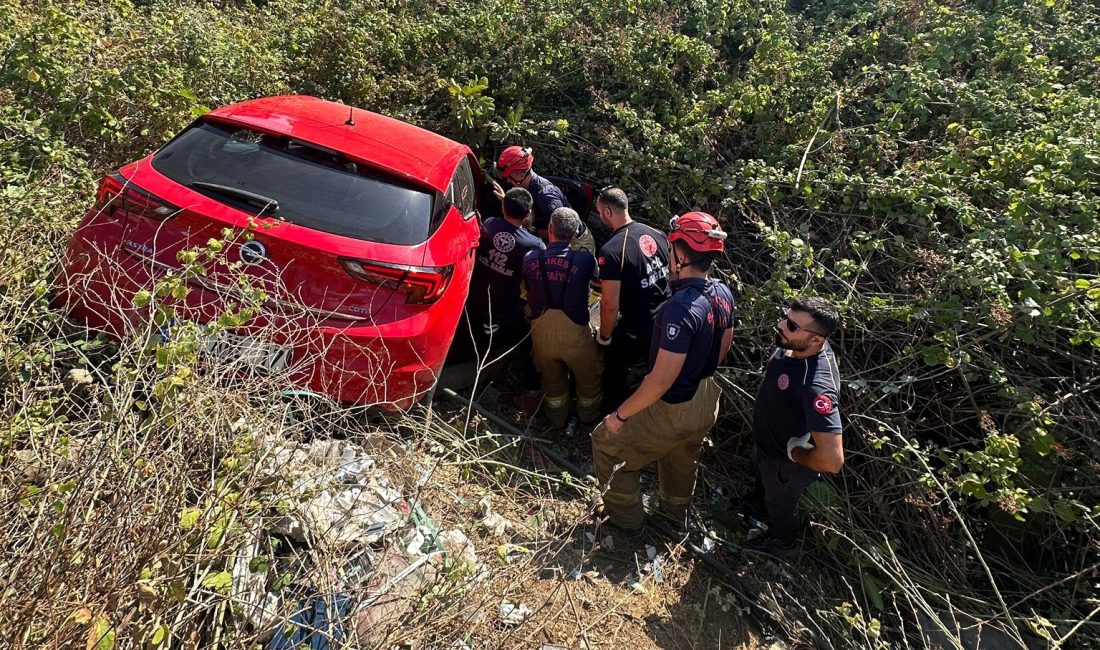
340, 258, 454, 305
91, 173, 125, 217
92, 172, 179, 221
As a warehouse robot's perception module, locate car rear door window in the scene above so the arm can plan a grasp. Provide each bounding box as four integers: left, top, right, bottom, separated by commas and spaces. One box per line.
448, 157, 477, 219
152, 122, 435, 245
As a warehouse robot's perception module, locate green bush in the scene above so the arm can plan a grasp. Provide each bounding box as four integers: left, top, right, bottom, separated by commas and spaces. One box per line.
2, 0, 1097, 646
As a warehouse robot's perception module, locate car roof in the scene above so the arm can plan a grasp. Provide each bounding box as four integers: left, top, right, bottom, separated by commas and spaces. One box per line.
205, 95, 469, 193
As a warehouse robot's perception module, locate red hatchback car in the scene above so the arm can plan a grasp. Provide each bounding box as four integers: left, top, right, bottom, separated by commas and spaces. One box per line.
56, 95, 483, 409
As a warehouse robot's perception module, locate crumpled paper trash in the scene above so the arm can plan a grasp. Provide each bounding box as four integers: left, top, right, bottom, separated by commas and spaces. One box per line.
499, 602, 532, 627
258, 438, 407, 546
478, 496, 513, 536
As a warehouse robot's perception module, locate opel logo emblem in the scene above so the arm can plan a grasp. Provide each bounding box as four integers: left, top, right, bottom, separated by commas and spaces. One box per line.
239, 241, 267, 265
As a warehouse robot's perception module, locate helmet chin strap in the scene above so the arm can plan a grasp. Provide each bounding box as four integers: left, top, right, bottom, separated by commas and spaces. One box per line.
673, 250, 699, 274
507, 167, 532, 185
675, 259, 700, 273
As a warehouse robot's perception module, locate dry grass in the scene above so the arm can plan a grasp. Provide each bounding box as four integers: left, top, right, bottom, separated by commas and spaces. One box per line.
0, 210, 763, 647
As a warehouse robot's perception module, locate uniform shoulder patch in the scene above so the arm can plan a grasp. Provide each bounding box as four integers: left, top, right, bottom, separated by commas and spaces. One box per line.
666, 323, 680, 340
639, 234, 658, 257
813, 394, 834, 415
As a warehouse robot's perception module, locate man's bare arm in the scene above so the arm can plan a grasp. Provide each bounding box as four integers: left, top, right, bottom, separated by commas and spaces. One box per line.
790, 432, 844, 474
719, 328, 733, 360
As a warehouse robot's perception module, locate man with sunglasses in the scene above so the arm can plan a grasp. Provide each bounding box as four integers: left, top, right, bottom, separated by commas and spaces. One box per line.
745, 296, 843, 556
594, 187, 671, 411
490, 146, 593, 250
592, 212, 733, 532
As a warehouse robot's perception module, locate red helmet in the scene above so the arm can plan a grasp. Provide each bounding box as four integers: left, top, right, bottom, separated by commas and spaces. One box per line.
668, 212, 727, 253
497, 146, 534, 177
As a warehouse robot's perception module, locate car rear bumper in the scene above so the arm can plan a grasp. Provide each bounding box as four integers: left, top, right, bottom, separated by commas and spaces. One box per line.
55, 232, 455, 410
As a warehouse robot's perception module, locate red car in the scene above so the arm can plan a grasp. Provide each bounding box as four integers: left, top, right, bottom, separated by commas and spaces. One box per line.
56, 95, 483, 409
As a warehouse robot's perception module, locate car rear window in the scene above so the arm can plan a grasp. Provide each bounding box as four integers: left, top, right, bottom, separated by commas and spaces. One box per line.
151, 122, 436, 245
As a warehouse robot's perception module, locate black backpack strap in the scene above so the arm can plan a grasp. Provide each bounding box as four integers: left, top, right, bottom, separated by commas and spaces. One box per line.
555, 252, 575, 310
537, 251, 554, 310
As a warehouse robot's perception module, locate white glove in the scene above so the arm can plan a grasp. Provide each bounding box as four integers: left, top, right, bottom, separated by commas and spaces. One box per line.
786, 433, 814, 463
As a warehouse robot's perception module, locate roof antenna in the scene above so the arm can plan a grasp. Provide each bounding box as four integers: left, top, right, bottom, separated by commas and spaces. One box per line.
345, 106, 356, 126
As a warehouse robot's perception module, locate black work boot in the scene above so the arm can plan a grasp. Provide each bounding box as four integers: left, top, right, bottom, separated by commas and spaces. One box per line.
746, 533, 800, 559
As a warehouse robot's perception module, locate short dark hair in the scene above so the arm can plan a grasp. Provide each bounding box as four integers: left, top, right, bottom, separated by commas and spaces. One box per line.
502, 187, 533, 220
791, 296, 840, 336
597, 187, 629, 212
672, 239, 717, 272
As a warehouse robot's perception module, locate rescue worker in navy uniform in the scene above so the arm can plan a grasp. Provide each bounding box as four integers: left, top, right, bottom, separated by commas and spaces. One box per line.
460, 187, 545, 372
746, 296, 843, 555
594, 187, 671, 411
522, 208, 603, 428
490, 146, 595, 252
592, 212, 734, 531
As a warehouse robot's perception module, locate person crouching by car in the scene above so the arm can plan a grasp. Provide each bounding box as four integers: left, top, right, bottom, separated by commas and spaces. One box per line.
592, 212, 733, 531
455, 187, 545, 389
522, 207, 603, 429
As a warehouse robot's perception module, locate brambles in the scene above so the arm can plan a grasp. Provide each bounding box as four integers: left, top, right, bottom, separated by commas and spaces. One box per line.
2, 0, 1098, 647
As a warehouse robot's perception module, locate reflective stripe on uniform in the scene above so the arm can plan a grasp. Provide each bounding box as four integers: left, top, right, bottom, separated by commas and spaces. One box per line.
659, 492, 692, 505
545, 393, 570, 408
577, 393, 602, 407
602, 489, 641, 505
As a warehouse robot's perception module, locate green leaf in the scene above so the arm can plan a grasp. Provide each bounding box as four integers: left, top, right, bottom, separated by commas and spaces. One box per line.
202, 570, 233, 594
860, 571, 885, 611
90, 616, 115, 650
272, 572, 293, 591
178, 507, 201, 529
248, 556, 270, 574
1054, 500, 1080, 523
150, 623, 168, 646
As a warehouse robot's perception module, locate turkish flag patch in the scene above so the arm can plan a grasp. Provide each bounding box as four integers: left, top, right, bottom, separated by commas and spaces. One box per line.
813, 395, 834, 415
597, 256, 606, 266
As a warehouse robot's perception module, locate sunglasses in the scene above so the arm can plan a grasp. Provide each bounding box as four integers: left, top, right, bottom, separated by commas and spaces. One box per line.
780, 308, 826, 337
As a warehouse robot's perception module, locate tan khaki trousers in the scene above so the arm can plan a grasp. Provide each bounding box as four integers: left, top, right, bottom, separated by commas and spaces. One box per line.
530, 309, 603, 426
591, 377, 720, 529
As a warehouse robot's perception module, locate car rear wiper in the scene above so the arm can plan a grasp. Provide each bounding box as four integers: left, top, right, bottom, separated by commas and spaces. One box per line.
190, 181, 280, 216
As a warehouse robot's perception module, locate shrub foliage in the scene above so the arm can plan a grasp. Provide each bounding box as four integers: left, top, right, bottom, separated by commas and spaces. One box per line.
2, 0, 1098, 646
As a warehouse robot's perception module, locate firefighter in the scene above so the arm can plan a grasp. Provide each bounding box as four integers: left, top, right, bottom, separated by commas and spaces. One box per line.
522, 208, 603, 428
592, 212, 734, 531
490, 146, 595, 252
743, 296, 843, 556
594, 187, 671, 411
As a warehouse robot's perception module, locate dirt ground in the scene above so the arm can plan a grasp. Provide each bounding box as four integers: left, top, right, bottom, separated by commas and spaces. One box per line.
399, 388, 766, 650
